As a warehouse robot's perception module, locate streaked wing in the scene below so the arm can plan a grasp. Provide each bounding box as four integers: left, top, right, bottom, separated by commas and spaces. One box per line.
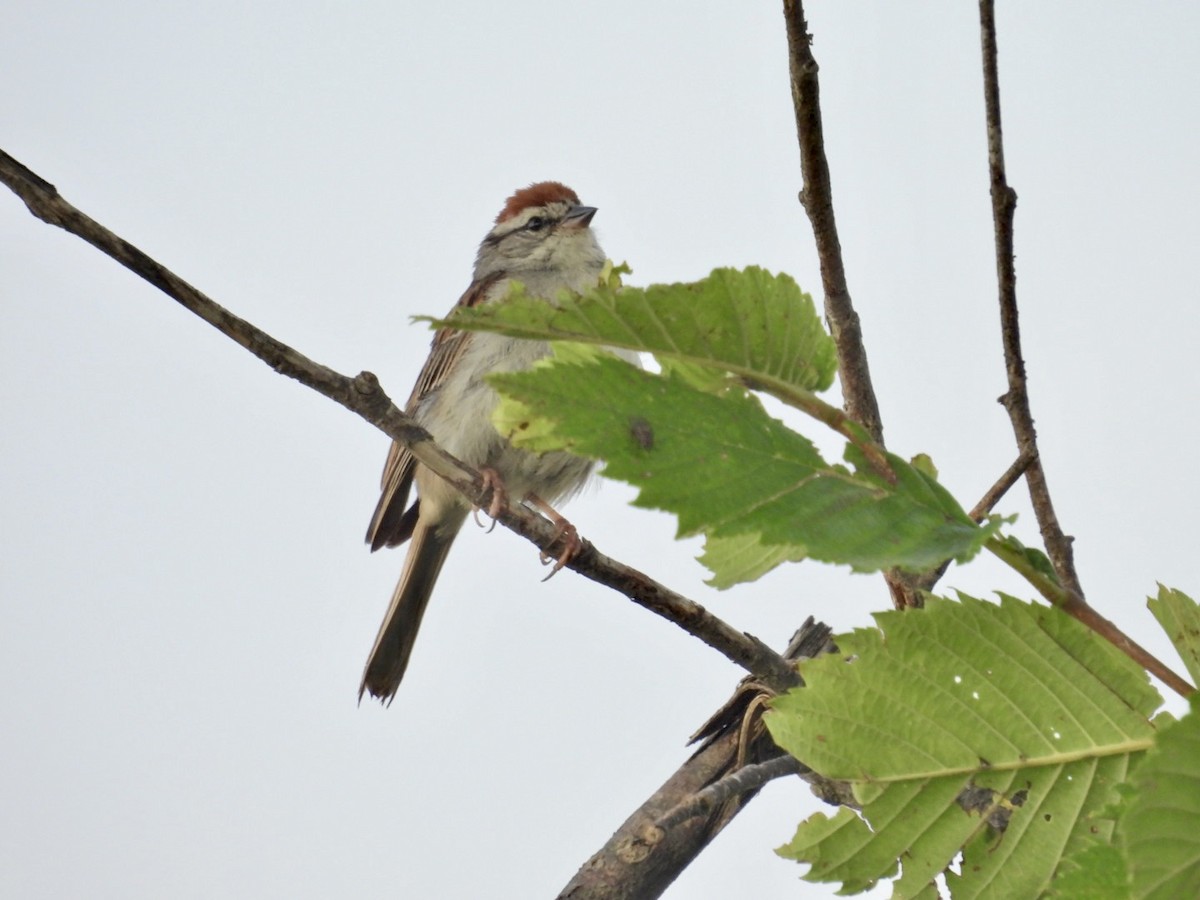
364, 272, 504, 550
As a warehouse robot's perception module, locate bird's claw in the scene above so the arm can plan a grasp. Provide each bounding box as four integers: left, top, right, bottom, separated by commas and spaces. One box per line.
539, 519, 580, 581
472, 467, 507, 532
524, 493, 582, 581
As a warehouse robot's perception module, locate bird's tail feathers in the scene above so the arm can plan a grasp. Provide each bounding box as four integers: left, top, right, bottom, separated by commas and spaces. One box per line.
359, 516, 463, 704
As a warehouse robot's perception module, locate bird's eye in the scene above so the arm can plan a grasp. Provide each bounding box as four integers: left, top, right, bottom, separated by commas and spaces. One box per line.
526, 216, 547, 232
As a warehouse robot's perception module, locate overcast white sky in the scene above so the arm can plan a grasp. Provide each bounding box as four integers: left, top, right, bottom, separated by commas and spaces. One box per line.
3, 3, 1197, 898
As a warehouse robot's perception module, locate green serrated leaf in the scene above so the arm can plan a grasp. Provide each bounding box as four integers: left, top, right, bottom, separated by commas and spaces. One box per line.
908, 882, 944, 900
841, 443, 1001, 569
776, 806, 896, 894
430, 265, 838, 394
1016, 592, 1162, 719
765, 595, 1162, 897
489, 350, 996, 576
910, 452, 939, 480
1147, 585, 1200, 687
1049, 842, 1130, 899
489, 343, 613, 454
993, 533, 1059, 586
1119, 695, 1200, 899
698, 532, 809, 589
950, 755, 1133, 899
655, 356, 735, 395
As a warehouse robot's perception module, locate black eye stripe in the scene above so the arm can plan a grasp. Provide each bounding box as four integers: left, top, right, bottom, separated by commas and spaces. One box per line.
483, 213, 561, 246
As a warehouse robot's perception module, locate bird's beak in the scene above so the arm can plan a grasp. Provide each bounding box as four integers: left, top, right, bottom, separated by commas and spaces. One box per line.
562, 205, 597, 229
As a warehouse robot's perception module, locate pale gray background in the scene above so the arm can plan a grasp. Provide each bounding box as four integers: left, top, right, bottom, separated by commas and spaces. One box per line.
2, 3, 1196, 898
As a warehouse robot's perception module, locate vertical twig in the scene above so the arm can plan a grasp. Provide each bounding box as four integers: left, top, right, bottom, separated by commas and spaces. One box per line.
978, 3, 1192, 697
782, 0, 883, 446
783, 1, 923, 610
978, 0, 1082, 600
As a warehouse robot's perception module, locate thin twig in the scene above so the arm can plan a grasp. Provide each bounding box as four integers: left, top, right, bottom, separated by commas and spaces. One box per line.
968, 449, 1036, 521
976, 5, 1191, 698
654, 756, 804, 831
911, 451, 1036, 594
781, 0, 882, 447
978, 0, 1082, 600
987, 538, 1194, 697
976, 8, 1192, 698
782, 0, 924, 611
0, 147, 800, 696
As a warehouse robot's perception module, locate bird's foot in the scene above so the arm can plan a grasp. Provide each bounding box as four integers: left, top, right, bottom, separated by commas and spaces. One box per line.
524, 493, 582, 581
472, 467, 508, 533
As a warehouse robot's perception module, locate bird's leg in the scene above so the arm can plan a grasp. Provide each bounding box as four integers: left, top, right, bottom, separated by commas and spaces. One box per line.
472, 466, 508, 533
523, 493, 582, 580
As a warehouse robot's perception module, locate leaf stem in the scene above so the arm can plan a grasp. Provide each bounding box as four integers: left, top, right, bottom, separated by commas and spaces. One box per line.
746, 377, 896, 484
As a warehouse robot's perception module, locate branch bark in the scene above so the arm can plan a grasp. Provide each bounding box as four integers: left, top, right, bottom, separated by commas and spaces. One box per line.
0, 146, 838, 900
557, 620, 844, 900
556, 717, 760, 900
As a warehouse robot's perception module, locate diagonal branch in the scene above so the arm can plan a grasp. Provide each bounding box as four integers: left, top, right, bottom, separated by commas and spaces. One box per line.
968, 449, 1037, 522
0, 144, 828, 900
1, 144, 841, 900
0, 147, 799, 696
556, 619, 845, 900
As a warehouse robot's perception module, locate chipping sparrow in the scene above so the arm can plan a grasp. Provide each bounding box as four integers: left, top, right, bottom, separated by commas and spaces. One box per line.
360, 182, 619, 703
